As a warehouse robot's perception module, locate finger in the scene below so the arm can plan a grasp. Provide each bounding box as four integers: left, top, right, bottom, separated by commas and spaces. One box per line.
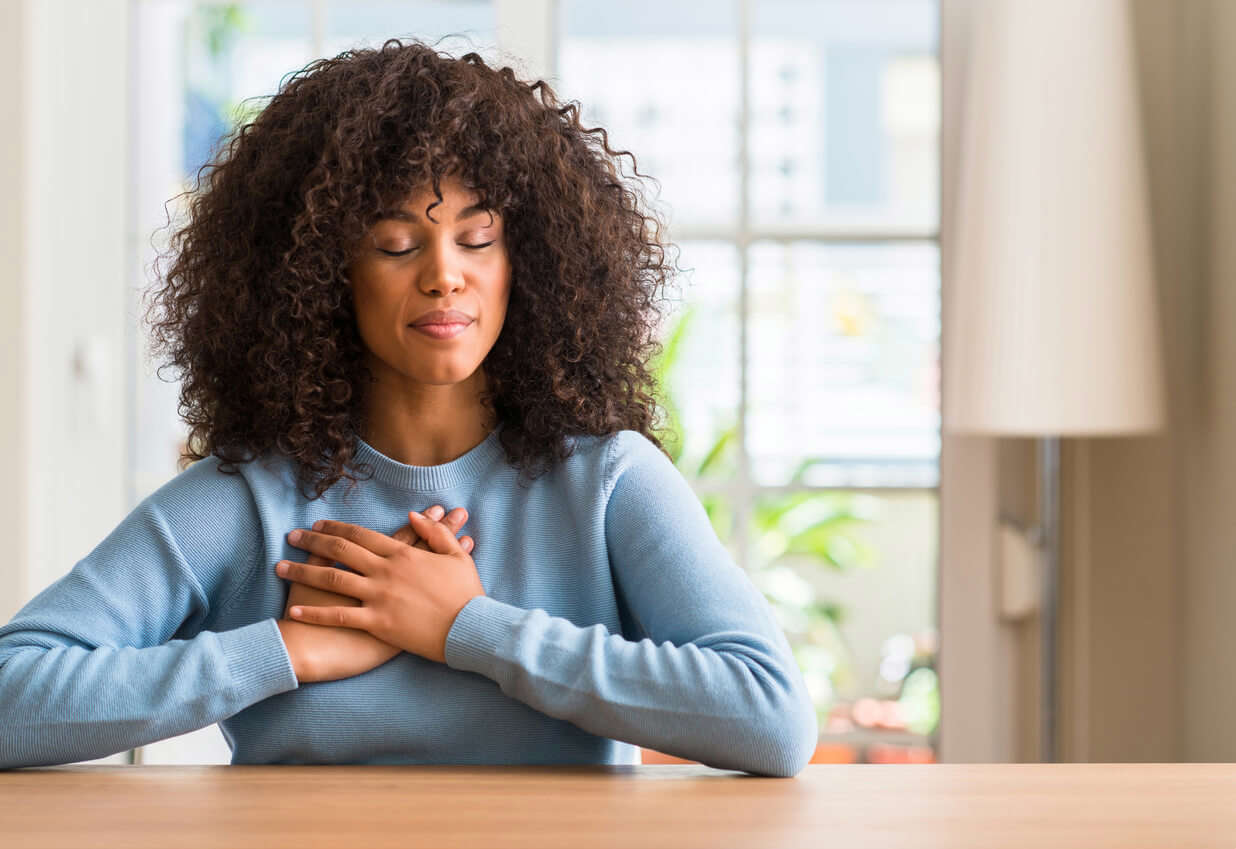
312, 520, 405, 558
287, 603, 376, 630
424, 505, 467, 531
407, 510, 464, 554
391, 524, 421, 548
276, 560, 374, 601
287, 527, 386, 574
394, 507, 468, 550
415, 533, 472, 553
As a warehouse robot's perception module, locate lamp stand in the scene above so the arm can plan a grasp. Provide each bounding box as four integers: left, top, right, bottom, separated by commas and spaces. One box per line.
1038, 436, 1060, 763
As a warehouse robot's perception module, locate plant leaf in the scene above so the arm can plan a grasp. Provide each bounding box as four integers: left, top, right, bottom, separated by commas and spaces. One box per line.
696, 422, 737, 477
784, 520, 871, 570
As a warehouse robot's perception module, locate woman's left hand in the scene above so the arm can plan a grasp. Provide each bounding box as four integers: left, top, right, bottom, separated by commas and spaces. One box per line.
279, 510, 485, 663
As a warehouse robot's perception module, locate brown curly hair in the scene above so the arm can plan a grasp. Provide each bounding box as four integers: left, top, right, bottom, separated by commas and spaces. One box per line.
144, 38, 683, 499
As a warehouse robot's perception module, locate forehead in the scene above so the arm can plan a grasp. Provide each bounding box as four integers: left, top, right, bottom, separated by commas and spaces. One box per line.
377, 203, 493, 224
376, 181, 495, 224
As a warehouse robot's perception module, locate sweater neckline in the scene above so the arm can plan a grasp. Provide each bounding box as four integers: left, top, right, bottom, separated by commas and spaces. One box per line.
352, 422, 505, 491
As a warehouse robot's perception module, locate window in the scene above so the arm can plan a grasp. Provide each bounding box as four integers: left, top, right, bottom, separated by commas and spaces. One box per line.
558, 0, 941, 763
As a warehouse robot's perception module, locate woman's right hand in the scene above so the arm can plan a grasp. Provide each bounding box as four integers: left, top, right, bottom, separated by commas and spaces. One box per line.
277, 505, 472, 684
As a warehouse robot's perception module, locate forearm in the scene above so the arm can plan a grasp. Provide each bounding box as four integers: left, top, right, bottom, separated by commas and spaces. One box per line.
563, 431, 820, 776
0, 620, 296, 769
443, 596, 818, 778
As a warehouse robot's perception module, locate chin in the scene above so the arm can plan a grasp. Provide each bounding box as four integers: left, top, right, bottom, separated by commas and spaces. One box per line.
412, 364, 483, 385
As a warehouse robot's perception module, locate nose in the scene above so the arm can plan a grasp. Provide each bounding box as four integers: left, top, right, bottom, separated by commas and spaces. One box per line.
418, 239, 465, 296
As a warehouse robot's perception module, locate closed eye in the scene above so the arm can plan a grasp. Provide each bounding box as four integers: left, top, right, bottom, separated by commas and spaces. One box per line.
379, 241, 495, 257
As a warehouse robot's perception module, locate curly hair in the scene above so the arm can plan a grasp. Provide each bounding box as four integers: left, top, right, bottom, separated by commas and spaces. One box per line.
144, 38, 683, 500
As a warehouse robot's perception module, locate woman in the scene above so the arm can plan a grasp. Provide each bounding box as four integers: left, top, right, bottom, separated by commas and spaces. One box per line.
0, 40, 817, 776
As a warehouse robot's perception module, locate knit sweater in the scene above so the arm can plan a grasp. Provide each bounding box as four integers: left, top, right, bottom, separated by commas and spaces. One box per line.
0, 424, 818, 775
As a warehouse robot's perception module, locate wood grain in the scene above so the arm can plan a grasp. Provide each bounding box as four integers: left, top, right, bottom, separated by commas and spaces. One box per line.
1, 763, 1234, 848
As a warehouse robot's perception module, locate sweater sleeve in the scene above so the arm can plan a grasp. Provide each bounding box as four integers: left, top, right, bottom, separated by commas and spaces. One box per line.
443, 431, 818, 777
0, 461, 299, 769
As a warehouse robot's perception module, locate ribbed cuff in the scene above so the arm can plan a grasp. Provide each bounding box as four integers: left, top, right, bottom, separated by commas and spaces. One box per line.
217, 618, 300, 707
443, 595, 526, 676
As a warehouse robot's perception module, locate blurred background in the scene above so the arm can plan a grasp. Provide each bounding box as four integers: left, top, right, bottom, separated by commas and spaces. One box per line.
0, 0, 1232, 769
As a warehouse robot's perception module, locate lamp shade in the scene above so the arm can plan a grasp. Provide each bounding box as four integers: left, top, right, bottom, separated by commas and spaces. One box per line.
943, 0, 1166, 436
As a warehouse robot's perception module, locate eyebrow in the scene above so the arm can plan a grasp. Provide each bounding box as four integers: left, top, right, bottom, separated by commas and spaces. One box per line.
378, 204, 492, 223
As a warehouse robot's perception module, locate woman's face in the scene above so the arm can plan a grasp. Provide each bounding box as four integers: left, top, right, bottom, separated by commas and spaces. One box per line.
347, 175, 511, 393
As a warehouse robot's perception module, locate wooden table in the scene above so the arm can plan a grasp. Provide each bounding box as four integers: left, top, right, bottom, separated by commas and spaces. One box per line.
2, 763, 1234, 848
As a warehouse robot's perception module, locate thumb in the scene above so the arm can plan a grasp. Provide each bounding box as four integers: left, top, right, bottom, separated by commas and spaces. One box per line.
408, 510, 463, 554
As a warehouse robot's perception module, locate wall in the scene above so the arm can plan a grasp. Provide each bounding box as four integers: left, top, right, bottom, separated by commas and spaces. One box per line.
1181, 0, 1236, 762
941, 0, 1233, 764
937, 0, 1019, 763
0, 0, 130, 619
1056, 0, 1188, 757
0, 0, 30, 623
1058, 0, 1234, 763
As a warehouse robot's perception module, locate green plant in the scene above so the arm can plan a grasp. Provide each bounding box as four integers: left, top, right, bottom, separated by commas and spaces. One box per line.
648, 304, 877, 719
197, 3, 251, 59
186, 4, 265, 151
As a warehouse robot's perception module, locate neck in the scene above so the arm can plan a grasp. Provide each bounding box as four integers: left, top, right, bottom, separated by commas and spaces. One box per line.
360, 368, 498, 467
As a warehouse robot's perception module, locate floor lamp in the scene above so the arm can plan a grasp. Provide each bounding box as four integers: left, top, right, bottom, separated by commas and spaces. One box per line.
942, 0, 1166, 762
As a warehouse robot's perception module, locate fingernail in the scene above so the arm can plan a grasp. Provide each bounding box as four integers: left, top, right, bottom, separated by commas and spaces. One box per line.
427, 505, 445, 520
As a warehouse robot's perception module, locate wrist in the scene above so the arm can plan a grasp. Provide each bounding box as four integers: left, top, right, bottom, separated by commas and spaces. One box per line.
430, 593, 483, 664
275, 618, 318, 683
448, 592, 484, 630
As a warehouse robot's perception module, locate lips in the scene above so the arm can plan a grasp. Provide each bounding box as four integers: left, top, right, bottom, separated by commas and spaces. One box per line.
411, 322, 470, 340
410, 308, 473, 327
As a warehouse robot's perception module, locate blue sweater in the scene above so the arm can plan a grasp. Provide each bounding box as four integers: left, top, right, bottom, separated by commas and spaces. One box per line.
0, 424, 818, 775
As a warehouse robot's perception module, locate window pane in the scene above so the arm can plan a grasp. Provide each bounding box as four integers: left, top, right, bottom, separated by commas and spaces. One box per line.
749, 490, 938, 762
750, 0, 939, 233
182, 2, 315, 180
324, 0, 497, 60
558, 0, 740, 231
747, 241, 940, 488
657, 242, 741, 481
